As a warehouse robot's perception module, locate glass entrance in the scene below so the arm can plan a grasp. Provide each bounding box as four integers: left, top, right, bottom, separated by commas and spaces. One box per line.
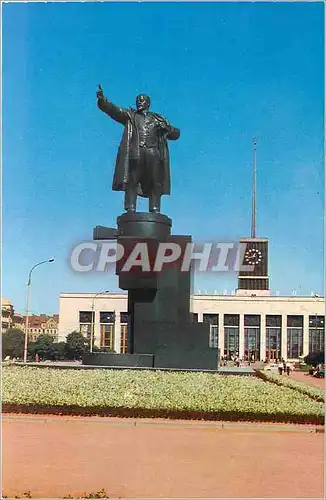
224, 314, 240, 360
266, 349, 277, 361
244, 315, 261, 361
266, 316, 282, 362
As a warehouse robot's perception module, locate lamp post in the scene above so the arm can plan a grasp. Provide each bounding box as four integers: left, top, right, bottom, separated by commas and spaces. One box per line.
23, 258, 55, 363
90, 290, 109, 352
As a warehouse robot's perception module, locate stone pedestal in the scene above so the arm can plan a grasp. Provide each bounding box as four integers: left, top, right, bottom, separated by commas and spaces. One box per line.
87, 212, 219, 371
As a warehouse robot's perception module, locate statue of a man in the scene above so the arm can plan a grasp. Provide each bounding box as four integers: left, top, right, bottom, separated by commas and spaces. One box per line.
97, 85, 180, 213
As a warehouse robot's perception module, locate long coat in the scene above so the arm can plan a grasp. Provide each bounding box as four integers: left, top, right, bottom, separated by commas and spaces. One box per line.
98, 98, 180, 197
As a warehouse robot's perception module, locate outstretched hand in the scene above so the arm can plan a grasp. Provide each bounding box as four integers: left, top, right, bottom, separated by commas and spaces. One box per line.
97, 84, 104, 100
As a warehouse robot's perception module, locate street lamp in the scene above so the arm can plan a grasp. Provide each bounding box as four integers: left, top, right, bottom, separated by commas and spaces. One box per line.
90, 290, 110, 352
24, 258, 55, 363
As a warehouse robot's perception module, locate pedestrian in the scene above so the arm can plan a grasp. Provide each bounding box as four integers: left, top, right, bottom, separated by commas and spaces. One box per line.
286, 364, 290, 376
35, 353, 39, 363
278, 362, 283, 375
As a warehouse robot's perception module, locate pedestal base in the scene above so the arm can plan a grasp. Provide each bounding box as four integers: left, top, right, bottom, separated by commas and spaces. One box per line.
117, 212, 172, 239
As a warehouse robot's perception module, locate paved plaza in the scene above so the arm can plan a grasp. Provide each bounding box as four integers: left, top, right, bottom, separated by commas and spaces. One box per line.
2, 414, 324, 498
291, 370, 324, 389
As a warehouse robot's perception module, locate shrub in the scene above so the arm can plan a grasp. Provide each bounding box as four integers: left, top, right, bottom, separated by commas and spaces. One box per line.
304, 351, 325, 367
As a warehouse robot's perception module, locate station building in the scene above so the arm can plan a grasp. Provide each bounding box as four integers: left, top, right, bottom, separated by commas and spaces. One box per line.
58, 292, 324, 362
58, 236, 325, 364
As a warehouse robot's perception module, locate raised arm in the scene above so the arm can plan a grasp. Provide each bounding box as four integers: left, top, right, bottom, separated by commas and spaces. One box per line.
96, 85, 129, 125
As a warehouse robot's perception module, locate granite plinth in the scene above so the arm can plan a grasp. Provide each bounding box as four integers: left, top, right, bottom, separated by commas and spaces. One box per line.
82, 353, 154, 368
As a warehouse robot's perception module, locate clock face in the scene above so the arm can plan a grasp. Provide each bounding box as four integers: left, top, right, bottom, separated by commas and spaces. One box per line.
244, 248, 263, 265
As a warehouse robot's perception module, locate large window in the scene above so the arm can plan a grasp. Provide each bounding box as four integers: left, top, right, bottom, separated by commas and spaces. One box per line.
79, 311, 94, 339
100, 312, 115, 350
224, 314, 239, 359
244, 315, 261, 361
266, 315, 282, 361
309, 316, 325, 353
287, 315, 303, 359
120, 312, 129, 354
203, 313, 219, 348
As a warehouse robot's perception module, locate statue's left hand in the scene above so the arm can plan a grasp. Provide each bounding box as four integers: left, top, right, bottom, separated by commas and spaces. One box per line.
158, 120, 169, 132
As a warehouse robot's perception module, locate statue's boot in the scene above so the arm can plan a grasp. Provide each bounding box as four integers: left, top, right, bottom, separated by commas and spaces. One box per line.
149, 192, 161, 213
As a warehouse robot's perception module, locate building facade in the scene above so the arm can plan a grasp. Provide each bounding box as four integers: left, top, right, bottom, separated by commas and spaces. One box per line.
58, 292, 325, 361
1, 298, 15, 333
1, 298, 24, 333
27, 314, 59, 342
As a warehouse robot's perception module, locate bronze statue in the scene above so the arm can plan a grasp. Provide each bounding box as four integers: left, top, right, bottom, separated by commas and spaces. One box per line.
97, 85, 180, 213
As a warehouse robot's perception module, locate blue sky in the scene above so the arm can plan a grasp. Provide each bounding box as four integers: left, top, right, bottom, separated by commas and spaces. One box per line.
2, 1, 324, 314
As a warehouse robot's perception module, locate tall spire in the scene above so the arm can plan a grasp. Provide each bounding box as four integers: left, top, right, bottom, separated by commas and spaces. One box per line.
251, 137, 257, 238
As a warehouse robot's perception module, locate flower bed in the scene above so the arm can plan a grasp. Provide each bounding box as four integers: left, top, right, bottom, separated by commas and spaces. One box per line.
257, 370, 324, 402
2, 366, 324, 424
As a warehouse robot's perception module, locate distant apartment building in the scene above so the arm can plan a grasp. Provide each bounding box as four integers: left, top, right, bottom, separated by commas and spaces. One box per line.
1, 298, 59, 341
27, 314, 59, 342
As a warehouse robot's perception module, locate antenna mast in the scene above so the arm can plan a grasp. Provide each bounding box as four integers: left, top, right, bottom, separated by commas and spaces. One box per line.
251, 137, 257, 238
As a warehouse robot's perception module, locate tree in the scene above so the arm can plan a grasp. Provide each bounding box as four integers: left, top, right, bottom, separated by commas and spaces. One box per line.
31, 334, 57, 361
65, 331, 89, 360
304, 351, 325, 367
53, 341, 68, 361
2, 328, 25, 359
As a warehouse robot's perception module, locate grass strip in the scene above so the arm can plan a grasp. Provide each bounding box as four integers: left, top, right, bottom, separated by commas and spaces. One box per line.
257, 370, 324, 402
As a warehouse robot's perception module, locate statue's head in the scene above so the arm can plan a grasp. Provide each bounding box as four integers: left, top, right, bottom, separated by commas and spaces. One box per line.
136, 94, 151, 111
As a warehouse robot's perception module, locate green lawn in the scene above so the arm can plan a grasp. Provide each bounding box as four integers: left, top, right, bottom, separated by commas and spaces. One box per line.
2, 366, 324, 424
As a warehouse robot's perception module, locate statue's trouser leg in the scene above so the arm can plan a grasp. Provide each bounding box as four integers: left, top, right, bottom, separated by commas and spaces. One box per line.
124, 186, 137, 212
146, 148, 162, 213
124, 161, 139, 212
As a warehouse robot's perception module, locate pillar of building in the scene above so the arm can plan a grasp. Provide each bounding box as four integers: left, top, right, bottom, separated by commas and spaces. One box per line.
94, 312, 101, 347
218, 314, 225, 359
303, 314, 309, 357
260, 314, 266, 361
239, 314, 245, 359
114, 309, 122, 353
281, 313, 287, 360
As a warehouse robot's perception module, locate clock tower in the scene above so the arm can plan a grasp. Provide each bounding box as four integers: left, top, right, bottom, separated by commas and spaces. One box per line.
236, 139, 270, 296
